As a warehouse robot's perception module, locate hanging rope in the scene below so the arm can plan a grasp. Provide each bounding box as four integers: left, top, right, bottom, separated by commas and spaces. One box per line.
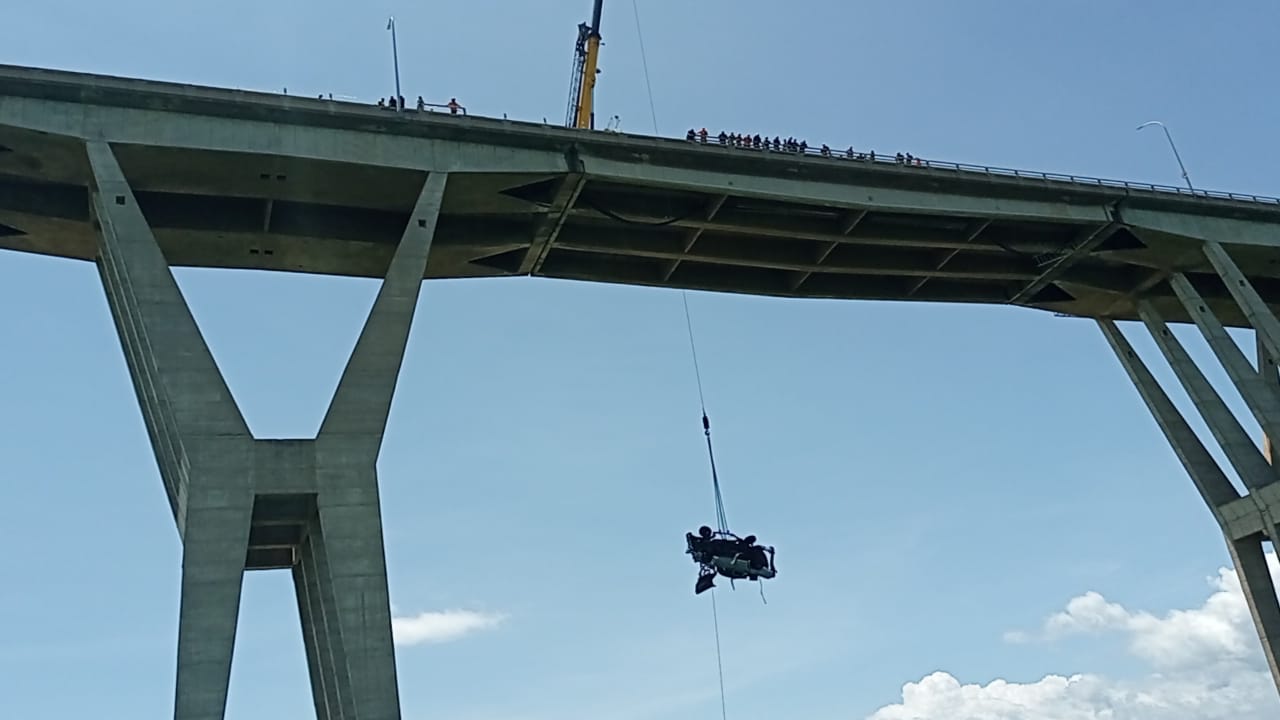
682, 290, 731, 720
710, 588, 729, 720
636, 5, 727, 714
683, 291, 729, 534
631, 0, 660, 135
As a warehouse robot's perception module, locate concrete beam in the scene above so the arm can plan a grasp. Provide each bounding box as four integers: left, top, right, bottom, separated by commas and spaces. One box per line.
908, 219, 993, 296
578, 155, 1116, 224
520, 172, 585, 275
663, 194, 727, 282
320, 171, 446, 444
1097, 319, 1241, 519
88, 140, 250, 531
1261, 334, 1280, 478
1203, 241, 1280, 365
1124, 206, 1280, 249
554, 232, 1037, 281
1171, 274, 1280, 445
1010, 220, 1121, 304
0, 96, 567, 174
1137, 301, 1274, 491
1227, 536, 1280, 698
792, 209, 870, 291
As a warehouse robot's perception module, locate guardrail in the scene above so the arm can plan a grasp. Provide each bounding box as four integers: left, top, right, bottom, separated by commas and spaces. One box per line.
679, 134, 1280, 206
279, 89, 1279, 206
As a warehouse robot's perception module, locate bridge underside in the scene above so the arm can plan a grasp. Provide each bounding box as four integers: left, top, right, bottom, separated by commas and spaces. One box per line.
9, 64, 1280, 717
4, 100, 1280, 325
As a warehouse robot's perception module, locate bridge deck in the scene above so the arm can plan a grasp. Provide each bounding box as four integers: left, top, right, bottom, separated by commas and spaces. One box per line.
2, 63, 1280, 325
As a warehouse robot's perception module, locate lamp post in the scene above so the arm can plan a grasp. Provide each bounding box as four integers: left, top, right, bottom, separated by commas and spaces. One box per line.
387, 16, 402, 111
1137, 120, 1193, 191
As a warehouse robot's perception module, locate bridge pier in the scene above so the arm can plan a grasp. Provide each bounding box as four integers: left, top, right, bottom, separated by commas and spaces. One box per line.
1100, 241, 1280, 695
87, 139, 445, 720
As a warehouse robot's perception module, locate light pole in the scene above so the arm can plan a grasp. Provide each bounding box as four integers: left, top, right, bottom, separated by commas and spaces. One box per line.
387, 16, 402, 111
1137, 120, 1193, 191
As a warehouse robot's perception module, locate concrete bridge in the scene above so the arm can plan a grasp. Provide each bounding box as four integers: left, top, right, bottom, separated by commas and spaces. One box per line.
4, 63, 1280, 719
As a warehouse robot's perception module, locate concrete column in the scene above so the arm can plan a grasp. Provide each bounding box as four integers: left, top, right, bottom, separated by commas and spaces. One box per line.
1203, 241, 1280, 364
89, 139, 250, 534
1170, 275, 1280, 445
1228, 536, 1280, 693
1260, 335, 1280, 474
89, 138, 444, 719
88, 140, 255, 720
1097, 319, 1240, 513
1136, 301, 1274, 490
1100, 315, 1280, 697
320, 171, 447, 443
295, 518, 354, 720
307, 170, 448, 719
173, 477, 255, 720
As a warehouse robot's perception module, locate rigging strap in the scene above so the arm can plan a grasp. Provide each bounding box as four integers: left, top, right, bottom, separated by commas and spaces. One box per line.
704, 412, 730, 535
682, 290, 731, 720
683, 291, 730, 534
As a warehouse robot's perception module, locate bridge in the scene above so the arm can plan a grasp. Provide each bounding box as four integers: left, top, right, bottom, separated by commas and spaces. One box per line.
4, 63, 1280, 718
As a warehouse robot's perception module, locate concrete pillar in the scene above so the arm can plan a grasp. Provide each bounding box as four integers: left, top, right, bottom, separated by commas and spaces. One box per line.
306, 170, 448, 718
1099, 317, 1280, 691
1135, 300, 1274, 490
87, 138, 446, 720
1170, 275, 1280, 445
1096, 319, 1241, 513
90, 140, 255, 719
1100, 240, 1280, 698
1228, 535, 1280, 691
1203, 240, 1280, 363
295, 516, 355, 720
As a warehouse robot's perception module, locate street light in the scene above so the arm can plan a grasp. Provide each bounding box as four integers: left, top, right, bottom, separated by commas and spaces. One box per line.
387, 16, 402, 111
1137, 120, 1193, 191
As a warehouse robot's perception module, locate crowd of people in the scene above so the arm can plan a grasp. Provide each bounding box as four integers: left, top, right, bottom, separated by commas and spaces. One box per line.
376, 94, 465, 115
684, 127, 925, 166
307, 92, 921, 165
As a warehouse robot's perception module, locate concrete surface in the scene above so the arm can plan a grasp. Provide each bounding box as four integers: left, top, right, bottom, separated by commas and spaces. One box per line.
88, 139, 442, 719
7, 64, 1280, 323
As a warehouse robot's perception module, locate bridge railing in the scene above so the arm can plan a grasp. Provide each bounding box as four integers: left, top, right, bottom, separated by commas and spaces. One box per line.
679, 135, 1280, 206
288, 90, 1279, 206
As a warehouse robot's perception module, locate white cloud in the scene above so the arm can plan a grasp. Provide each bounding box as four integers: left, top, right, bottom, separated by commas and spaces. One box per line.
868, 553, 1280, 720
392, 609, 507, 646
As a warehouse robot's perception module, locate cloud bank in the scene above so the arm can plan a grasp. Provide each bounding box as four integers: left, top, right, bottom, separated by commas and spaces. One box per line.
868, 553, 1280, 719
392, 609, 507, 646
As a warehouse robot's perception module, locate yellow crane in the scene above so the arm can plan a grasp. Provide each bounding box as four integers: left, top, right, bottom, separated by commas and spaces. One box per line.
565, 0, 605, 129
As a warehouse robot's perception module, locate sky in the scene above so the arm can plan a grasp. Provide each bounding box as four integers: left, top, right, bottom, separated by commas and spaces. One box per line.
3, 0, 1280, 718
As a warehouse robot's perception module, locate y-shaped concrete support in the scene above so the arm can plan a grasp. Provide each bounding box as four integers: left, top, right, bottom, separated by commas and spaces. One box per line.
1099, 241, 1280, 698
88, 139, 445, 720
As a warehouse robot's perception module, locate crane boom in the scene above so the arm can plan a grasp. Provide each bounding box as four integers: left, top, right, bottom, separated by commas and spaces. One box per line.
568, 0, 604, 129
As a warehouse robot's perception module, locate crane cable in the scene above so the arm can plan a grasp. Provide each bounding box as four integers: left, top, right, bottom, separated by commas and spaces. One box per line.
629, 3, 727, 716
683, 292, 730, 535
682, 291, 729, 720
631, 0, 660, 134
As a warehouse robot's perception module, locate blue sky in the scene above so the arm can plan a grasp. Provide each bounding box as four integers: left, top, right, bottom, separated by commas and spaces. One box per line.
3, 1, 1280, 718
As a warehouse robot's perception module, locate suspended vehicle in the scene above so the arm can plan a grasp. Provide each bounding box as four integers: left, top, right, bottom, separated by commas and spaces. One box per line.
686, 525, 777, 594
681, 408, 779, 595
